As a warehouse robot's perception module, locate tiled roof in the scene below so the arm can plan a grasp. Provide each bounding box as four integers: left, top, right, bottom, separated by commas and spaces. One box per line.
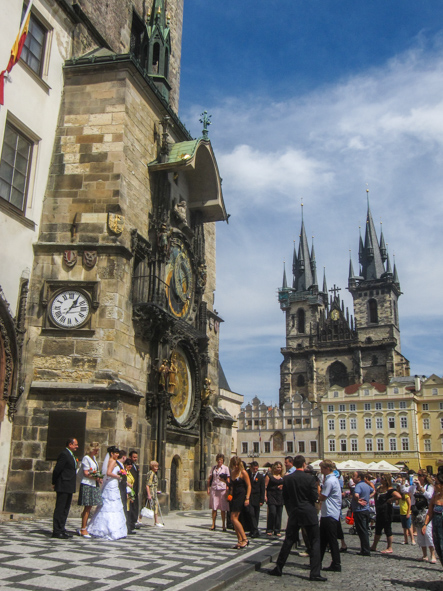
344, 382, 387, 394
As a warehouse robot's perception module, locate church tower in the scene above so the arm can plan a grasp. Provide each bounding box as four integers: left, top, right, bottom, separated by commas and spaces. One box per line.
278, 196, 409, 410
348, 192, 408, 381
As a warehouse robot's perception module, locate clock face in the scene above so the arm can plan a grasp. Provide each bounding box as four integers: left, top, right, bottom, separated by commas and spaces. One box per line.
49, 289, 91, 328
330, 309, 340, 321
165, 239, 194, 319
169, 348, 193, 425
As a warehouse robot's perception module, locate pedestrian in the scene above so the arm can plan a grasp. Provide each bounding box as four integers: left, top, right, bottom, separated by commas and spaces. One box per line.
351, 471, 372, 556
284, 456, 295, 474
128, 451, 140, 530
228, 456, 251, 549
246, 461, 265, 537
413, 469, 436, 562
51, 437, 79, 539
423, 472, 443, 567
207, 453, 230, 531
116, 450, 133, 534
370, 473, 401, 553
319, 460, 342, 572
399, 488, 415, 545
268, 455, 326, 582
265, 461, 284, 537
77, 441, 103, 538
146, 460, 164, 527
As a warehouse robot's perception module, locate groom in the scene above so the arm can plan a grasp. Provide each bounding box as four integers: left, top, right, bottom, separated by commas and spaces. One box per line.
52, 438, 79, 539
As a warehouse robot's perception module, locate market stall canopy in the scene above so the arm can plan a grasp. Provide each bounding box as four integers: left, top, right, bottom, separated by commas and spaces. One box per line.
366, 460, 400, 473
336, 460, 369, 471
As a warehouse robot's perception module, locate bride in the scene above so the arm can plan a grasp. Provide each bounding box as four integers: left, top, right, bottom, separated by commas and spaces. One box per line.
87, 445, 127, 540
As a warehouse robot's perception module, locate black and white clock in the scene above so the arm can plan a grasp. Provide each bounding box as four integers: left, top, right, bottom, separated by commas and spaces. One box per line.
49, 288, 91, 329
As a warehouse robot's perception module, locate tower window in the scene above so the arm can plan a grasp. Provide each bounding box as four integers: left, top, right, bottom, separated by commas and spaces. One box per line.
152, 42, 160, 73
297, 374, 305, 387
368, 299, 378, 323
297, 308, 305, 333
328, 361, 348, 388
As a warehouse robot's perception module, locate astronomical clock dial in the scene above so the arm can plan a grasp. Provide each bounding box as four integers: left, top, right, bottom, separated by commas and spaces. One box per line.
49, 289, 91, 328
165, 239, 194, 319
330, 309, 340, 321
169, 348, 193, 425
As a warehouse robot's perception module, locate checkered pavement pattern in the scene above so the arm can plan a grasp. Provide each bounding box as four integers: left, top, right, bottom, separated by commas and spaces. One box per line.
0, 518, 275, 591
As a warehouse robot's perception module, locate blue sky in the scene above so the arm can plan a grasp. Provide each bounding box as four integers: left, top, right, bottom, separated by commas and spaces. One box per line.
178, 1, 443, 405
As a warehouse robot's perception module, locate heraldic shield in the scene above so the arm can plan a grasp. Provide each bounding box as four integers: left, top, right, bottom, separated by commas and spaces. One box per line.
83, 251, 97, 269
63, 250, 78, 267
108, 213, 125, 235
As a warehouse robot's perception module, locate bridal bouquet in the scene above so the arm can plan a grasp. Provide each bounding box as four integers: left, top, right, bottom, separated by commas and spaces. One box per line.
119, 469, 127, 477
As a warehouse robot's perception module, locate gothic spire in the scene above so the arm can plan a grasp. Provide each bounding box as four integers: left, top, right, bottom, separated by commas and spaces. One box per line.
322, 267, 328, 294
294, 219, 314, 291
360, 191, 386, 280
393, 260, 400, 287
292, 241, 297, 289
282, 262, 288, 289
310, 237, 318, 287
385, 251, 393, 276
379, 222, 387, 262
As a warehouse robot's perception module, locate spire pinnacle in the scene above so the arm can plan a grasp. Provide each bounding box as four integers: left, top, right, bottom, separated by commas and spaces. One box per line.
282, 261, 288, 289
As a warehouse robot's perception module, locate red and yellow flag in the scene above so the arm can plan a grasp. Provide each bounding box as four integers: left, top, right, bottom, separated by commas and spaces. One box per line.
0, 1, 33, 105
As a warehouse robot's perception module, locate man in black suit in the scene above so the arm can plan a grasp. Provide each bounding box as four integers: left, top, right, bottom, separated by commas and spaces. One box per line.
269, 455, 326, 582
52, 438, 79, 539
128, 451, 140, 530
117, 450, 134, 534
246, 461, 265, 537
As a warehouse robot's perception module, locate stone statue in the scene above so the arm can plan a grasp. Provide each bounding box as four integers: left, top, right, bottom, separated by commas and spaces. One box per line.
173, 201, 188, 226
197, 264, 207, 291
158, 223, 170, 256
202, 377, 213, 405
158, 359, 169, 390
168, 354, 177, 394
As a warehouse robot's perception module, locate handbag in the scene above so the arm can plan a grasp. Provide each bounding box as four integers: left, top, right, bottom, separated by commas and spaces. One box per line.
141, 499, 154, 519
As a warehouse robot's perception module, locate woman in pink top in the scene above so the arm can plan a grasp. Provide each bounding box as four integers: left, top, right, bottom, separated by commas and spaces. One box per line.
207, 453, 230, 531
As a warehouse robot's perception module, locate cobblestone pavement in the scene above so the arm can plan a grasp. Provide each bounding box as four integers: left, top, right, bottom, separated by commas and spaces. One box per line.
0, 510, 279, 591
239, 522, 443, 591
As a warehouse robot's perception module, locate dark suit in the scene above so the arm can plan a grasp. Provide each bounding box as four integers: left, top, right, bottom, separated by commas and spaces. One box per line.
52, 448, 77, 535
128, 463, 140, 530
275, 470, 321, 578
116, 460, 130, 531
246, 469, 265, 535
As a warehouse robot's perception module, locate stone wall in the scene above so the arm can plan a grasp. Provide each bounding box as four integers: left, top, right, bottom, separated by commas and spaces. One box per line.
73, 0, 183, 111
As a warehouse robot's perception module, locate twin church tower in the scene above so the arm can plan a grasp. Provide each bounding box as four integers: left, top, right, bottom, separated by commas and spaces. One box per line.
278, 196, 410, 406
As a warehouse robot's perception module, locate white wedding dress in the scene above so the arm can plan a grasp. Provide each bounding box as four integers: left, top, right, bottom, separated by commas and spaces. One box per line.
88, 462, 127, 540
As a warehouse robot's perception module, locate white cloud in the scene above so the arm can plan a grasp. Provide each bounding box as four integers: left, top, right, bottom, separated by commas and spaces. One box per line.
185, 42, 443, 402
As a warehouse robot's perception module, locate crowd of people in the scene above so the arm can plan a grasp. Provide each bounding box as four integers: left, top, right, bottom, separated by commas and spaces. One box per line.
207, 454, 443, 582
51, 438, 443, 583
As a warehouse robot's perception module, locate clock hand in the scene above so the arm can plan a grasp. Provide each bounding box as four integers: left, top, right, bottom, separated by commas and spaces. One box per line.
66, 295, 81, 312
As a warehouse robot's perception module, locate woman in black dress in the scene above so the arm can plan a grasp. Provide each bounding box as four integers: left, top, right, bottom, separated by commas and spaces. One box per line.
265, 461, 284, 536
370, 473, 401, 553
228, 456, 252, 549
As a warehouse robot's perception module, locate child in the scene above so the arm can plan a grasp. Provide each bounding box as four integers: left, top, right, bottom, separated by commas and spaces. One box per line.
400, 490, 415, 545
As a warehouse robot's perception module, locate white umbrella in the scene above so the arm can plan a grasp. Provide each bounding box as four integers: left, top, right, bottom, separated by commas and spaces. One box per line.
370, 460, 400, 473
336, 460, 362, 471
308, 459, 322, 470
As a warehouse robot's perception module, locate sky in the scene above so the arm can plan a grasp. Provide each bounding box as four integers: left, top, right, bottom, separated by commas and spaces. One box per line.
177, 1, 443, 406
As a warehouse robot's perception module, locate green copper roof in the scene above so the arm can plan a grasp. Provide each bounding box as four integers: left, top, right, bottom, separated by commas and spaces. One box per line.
166, 140, 200, 165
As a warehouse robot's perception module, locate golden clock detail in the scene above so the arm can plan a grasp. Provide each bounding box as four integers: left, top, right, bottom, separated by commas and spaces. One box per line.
165, 238, 194, 319
330, 309, 340, 321
169, 348, 193, 425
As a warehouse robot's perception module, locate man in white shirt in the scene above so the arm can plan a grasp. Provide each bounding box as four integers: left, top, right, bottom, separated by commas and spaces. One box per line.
319, 460, 342, 572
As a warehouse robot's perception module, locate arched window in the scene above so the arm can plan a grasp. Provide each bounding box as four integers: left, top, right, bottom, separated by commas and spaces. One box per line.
297, 375, 305, 387
328, 361, 348, 387
393, 299, 398, 326
368, 299, 378, 323
297, 308, 305, 333
152, 42, 160, 73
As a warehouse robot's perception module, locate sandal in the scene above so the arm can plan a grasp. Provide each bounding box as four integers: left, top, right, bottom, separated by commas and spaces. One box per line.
421, 557, 429, 562
209, 525, 216, 531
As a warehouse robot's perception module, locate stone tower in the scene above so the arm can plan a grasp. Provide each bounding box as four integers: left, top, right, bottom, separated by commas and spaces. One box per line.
4, 0, 233, 515
278, 198, 409, 408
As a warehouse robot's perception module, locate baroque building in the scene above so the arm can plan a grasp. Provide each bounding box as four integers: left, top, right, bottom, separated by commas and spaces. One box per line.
278, 198, 410, 408
237, 395, 321, 466
1, 0, 233, 515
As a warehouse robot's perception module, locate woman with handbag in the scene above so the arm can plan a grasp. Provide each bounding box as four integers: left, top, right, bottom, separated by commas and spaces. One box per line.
207, 453, 230, 531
